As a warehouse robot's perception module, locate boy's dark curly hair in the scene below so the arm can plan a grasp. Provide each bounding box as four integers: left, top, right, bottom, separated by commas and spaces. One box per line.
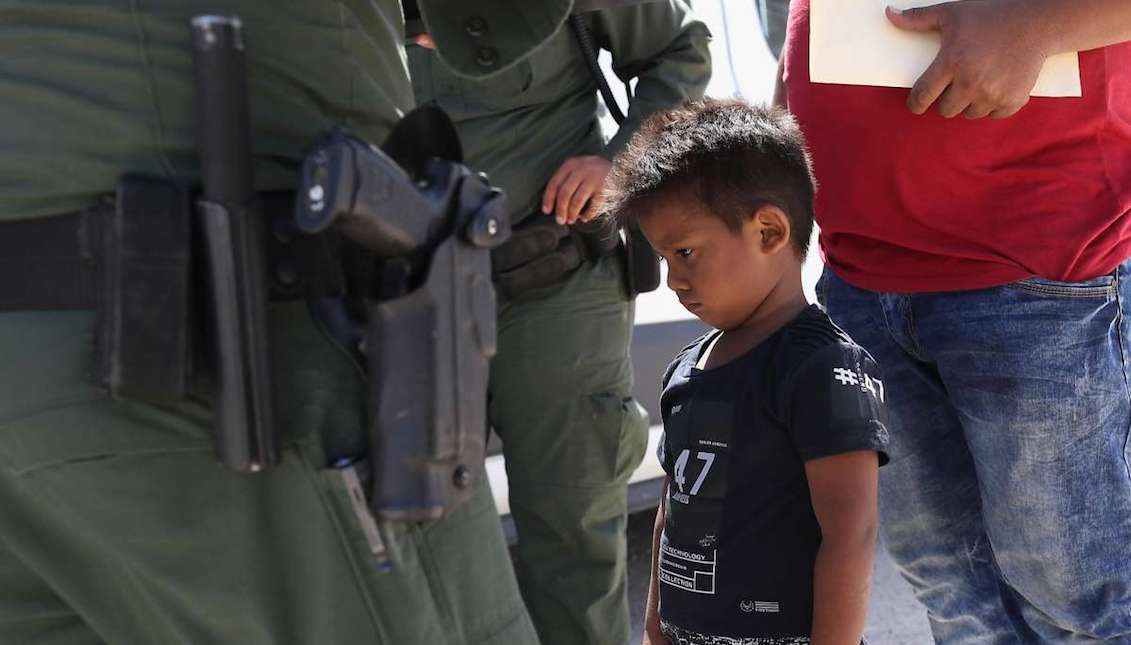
603, 98, 817, 259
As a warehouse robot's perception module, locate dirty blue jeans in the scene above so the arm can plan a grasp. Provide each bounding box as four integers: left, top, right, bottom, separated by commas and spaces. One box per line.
818, 264, 1131, 644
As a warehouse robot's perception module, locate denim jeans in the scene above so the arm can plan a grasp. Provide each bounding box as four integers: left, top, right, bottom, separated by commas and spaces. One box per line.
818, 264, 1131, 644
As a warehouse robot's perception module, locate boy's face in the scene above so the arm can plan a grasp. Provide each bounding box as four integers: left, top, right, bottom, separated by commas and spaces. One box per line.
637, 197, 792, 332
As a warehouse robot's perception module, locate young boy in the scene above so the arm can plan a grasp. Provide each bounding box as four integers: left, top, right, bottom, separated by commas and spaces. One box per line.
604, 99, 889, 645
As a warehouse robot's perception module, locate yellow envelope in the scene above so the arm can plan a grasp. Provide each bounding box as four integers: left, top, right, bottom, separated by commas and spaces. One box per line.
809, 0, 1081, 97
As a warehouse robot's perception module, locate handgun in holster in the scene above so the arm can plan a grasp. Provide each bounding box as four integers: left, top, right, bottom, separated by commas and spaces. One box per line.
295, 113, 509, 521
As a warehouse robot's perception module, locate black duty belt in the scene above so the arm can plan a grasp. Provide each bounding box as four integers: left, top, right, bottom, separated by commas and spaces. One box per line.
0, 191, 346, 311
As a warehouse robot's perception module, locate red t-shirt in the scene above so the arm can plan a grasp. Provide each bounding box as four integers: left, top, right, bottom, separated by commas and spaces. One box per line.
783, 0, 1131, 292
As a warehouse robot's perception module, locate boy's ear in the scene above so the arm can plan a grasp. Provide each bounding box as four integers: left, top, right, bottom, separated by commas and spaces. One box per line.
750, 205, 791, 255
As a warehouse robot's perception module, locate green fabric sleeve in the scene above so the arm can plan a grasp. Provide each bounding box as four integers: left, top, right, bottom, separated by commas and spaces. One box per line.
592, 0, 713, 160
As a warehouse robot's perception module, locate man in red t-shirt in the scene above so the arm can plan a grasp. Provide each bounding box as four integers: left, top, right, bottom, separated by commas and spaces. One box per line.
779, 1, 1131, 642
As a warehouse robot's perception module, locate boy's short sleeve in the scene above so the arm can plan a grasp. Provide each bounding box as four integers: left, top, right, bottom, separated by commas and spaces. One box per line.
784, 341, 890, 464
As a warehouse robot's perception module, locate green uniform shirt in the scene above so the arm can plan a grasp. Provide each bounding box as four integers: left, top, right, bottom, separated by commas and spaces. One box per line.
0, 0, 571, 220
407, 1, 711, 224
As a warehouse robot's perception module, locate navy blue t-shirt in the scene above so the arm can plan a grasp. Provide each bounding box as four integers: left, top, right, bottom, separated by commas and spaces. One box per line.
657, 305, 889, 638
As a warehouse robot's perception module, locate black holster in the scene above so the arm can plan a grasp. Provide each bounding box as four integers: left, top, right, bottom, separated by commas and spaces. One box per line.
362, 167, 504, 521
622, 221, 661, 297
296, 117, 509, 522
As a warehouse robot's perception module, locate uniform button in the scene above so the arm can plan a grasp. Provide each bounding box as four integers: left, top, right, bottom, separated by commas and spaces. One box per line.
453, 465, 472, 489
475, 45, 498, 68
465, 15, 488, 38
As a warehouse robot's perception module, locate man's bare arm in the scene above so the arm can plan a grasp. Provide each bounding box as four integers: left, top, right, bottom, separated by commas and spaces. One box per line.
888, 0, 1131, 118
773, 54, 787, 110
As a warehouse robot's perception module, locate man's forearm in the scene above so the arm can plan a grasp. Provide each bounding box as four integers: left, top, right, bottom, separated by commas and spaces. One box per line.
810, 534, 875, 645
1030, 0, 1131, 54
772, 55, 787, 110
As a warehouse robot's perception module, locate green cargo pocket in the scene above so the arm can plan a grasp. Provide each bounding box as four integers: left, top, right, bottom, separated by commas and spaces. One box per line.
587, 392, 649, 485
313, 463, 451, 645
614, 396, 649, 483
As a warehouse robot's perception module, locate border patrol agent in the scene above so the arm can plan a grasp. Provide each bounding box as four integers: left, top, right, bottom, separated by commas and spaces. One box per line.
407, 3, 711, 644
0, 2, 572, 644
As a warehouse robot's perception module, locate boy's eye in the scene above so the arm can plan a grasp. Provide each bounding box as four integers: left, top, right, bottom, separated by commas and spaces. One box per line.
676, 248, 693, 258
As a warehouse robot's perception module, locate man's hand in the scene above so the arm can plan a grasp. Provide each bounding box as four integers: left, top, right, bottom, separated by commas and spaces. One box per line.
542, 155, 613, 225
887, 0, 1052, 119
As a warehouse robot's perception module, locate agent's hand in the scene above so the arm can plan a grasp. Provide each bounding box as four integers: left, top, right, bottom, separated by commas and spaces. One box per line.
542, 155, 613, 225
887, 0, 1049, 119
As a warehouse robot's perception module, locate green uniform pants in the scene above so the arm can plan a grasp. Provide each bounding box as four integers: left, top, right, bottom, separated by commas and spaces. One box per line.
0, 305, 538, 645
490, 255, 650, 645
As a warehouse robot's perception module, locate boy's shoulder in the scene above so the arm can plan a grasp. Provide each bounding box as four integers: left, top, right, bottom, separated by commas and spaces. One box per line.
662, 330, 715, 388
774, 305, 872, 378
782, 305, 854, 350
774, 305, 890, 462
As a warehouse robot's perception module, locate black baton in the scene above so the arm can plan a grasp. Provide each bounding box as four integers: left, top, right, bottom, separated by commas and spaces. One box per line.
191, 15, 277, 472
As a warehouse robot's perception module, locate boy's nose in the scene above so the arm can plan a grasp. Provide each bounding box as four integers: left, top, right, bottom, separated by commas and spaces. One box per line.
666, 266, 690, 292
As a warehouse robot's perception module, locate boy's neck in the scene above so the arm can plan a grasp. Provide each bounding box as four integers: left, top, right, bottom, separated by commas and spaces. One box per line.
703, 271, 809, 370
